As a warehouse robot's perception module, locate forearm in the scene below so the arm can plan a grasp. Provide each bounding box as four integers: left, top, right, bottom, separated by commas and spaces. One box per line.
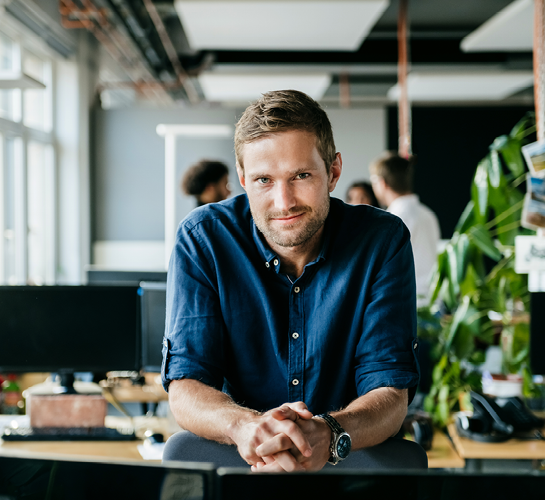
331, 387, 408, 450
168, 378, 259, 445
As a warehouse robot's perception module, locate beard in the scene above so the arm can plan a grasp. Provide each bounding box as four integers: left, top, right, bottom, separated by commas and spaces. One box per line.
251, 196, 331, 248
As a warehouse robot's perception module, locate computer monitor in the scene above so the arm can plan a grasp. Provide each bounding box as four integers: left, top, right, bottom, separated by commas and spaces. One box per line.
140, 282, 166, 373
0, 286, 140, 389
86, 268, 167, 286
530, 292, 545, 375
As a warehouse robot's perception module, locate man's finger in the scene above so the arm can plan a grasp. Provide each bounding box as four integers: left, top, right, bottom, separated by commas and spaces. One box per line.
256, 432, 292, 457
282, 402, 313, 420
266, 451, 305, 473
269, 405, 300, 422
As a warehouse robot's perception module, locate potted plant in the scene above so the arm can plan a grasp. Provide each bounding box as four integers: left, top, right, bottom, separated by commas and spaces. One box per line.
422, 113, 538, 427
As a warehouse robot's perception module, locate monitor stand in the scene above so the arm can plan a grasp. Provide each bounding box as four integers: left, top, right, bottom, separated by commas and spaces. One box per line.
24, 374, 102, 397
52, 373, 77, 394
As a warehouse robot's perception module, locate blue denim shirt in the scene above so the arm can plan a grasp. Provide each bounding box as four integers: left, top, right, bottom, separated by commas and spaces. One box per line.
162, 194, 419, 414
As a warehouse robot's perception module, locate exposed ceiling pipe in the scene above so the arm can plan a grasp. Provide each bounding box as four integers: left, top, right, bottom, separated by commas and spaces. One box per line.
59, 0, 171, 104
339, 72, 351, 109
397, 0, 411, 158
535, 0, 545, 142
141, 0, 200, 105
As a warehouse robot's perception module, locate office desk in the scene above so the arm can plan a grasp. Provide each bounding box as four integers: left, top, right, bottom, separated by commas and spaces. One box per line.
0, 416, 462, 468
0, 416, 171, 463
425, 430, 465, 468
448, 422, 545, 470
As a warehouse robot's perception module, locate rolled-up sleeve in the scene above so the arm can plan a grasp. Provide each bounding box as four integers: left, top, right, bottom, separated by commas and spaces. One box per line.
354, 218, 420, 402
161, 222, 225, 392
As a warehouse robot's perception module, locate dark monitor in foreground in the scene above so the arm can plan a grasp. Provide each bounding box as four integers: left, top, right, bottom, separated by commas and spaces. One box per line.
0, 456, 215, 500
140, 282, 166, 373
217, 469, 545, 500
530, 292, 545, 375
0, 286, 140, 389
87, 268, 167, 286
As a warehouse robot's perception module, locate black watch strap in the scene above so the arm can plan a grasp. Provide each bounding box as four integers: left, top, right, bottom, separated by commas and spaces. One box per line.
318, 413, 344, 435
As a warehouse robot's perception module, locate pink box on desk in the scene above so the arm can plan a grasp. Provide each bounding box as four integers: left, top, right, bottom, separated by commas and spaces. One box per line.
28, 394, 107, 428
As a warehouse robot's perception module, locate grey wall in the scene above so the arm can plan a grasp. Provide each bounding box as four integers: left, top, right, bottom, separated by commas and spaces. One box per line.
92, 106, 386, 242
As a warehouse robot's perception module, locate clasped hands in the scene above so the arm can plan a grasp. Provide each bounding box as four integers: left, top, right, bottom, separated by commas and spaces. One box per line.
234, 402, 332, 473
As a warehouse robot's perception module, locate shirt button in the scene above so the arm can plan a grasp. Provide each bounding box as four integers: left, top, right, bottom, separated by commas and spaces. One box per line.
265, 262, 270, 268
294, 287, 300, 293
292, 332, 299, 339
273, 259, 279, 266
292, 379, 299, 386
414, 342, 418, 349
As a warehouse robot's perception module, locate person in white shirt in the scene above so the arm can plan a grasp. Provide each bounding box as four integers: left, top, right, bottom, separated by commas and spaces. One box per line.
370, 151, 440, 307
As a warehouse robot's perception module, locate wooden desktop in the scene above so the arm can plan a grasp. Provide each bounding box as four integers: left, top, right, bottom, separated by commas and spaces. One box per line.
448, 422, 545, 470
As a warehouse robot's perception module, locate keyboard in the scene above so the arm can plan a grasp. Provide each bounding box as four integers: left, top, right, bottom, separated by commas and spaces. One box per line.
1, 426, 137, 441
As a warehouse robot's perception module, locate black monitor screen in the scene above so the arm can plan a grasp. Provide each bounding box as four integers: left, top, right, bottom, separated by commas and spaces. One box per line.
0, 286, 140, 373
531, 292, 545, 375
140, 282, 166, 372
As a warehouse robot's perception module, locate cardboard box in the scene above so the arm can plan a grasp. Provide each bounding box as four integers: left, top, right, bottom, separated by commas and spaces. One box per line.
28, 394, 107, 428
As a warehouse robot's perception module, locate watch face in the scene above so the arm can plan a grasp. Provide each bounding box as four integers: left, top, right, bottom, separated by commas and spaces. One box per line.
337, 434, 351, 459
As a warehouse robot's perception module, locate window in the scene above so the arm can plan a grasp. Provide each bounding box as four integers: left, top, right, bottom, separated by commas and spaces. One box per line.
0, 25, 56, 285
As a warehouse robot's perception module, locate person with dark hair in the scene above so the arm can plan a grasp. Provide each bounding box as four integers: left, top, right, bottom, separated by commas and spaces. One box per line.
162, 90, 424, 472
346, 181, 379, 208
370, 151, 440, 305
181, 159, 231, 206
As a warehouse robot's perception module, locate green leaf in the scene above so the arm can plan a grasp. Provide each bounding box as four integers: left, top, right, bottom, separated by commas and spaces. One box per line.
468, 350, 486, 365
509, 112, 535, 142
454, 201, 476, 234
468, 224, 502, 261
471, 157, 490, 223
491, 135, 526, 178
460, 263, 480, 297
429, 250, 447, 305
438, 384, 450, 425
488, 149, 502, 188
445, 295, 471, 352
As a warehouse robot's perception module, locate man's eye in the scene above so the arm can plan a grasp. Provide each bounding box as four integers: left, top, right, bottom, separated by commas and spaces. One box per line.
297, 173, 310, 180
258, 178, 270, 184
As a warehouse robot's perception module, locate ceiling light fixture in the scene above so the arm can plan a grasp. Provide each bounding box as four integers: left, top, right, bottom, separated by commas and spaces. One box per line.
175, 0, 389, 51
199, 73, 332, 102
388, 72, 534, 101
461, 0, 533, 52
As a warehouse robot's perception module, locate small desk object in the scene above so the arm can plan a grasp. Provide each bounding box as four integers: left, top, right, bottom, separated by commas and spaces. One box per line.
448, 422, 545, 470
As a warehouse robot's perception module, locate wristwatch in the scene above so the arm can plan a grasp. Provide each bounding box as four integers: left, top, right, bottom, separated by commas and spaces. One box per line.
316, 413, 352, 465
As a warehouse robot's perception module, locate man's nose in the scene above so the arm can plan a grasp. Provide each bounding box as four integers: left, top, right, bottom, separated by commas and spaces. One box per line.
274, 182, 297, 212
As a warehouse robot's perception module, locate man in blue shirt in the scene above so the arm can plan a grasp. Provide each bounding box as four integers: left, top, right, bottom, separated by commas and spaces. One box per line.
162, 90, 420, 472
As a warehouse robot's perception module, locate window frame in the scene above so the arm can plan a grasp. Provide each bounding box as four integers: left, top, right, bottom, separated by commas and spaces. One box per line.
0, 19, 58, 285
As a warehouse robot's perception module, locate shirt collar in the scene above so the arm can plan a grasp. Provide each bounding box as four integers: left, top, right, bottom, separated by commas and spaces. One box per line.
251, 202, 335, 274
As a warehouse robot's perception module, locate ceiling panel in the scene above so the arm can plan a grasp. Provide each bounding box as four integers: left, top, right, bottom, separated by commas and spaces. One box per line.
388, 71, 534, 101
199, 72, 332, 101
175, 0, 389, 51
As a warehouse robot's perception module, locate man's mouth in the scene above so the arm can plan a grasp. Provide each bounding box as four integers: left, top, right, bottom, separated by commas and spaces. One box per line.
270, 213, 305, 225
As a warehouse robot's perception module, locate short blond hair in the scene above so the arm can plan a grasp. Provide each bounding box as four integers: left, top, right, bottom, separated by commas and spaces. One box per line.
235, 90, 336, 172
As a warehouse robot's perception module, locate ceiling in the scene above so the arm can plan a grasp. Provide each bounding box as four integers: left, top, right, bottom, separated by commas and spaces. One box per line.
97, 0, 535, 106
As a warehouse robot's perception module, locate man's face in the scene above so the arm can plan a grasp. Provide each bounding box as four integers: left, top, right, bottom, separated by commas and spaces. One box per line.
211, 173, 231, 202
370, 174, 386, 206
237, 129, 342, 248
347, 187, 372, 206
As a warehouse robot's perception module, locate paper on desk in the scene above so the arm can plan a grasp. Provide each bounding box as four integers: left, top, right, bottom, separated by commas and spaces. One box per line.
137, 442, 166, 460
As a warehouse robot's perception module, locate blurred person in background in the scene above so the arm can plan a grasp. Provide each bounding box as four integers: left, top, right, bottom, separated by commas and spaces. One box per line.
370, 151, 440, 306
346, 181, 379, 208
181, 159, 231, 207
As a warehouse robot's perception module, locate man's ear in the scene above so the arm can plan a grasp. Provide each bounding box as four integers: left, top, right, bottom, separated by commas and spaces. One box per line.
328, 153, 343, 193
236, 163, 246, 190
